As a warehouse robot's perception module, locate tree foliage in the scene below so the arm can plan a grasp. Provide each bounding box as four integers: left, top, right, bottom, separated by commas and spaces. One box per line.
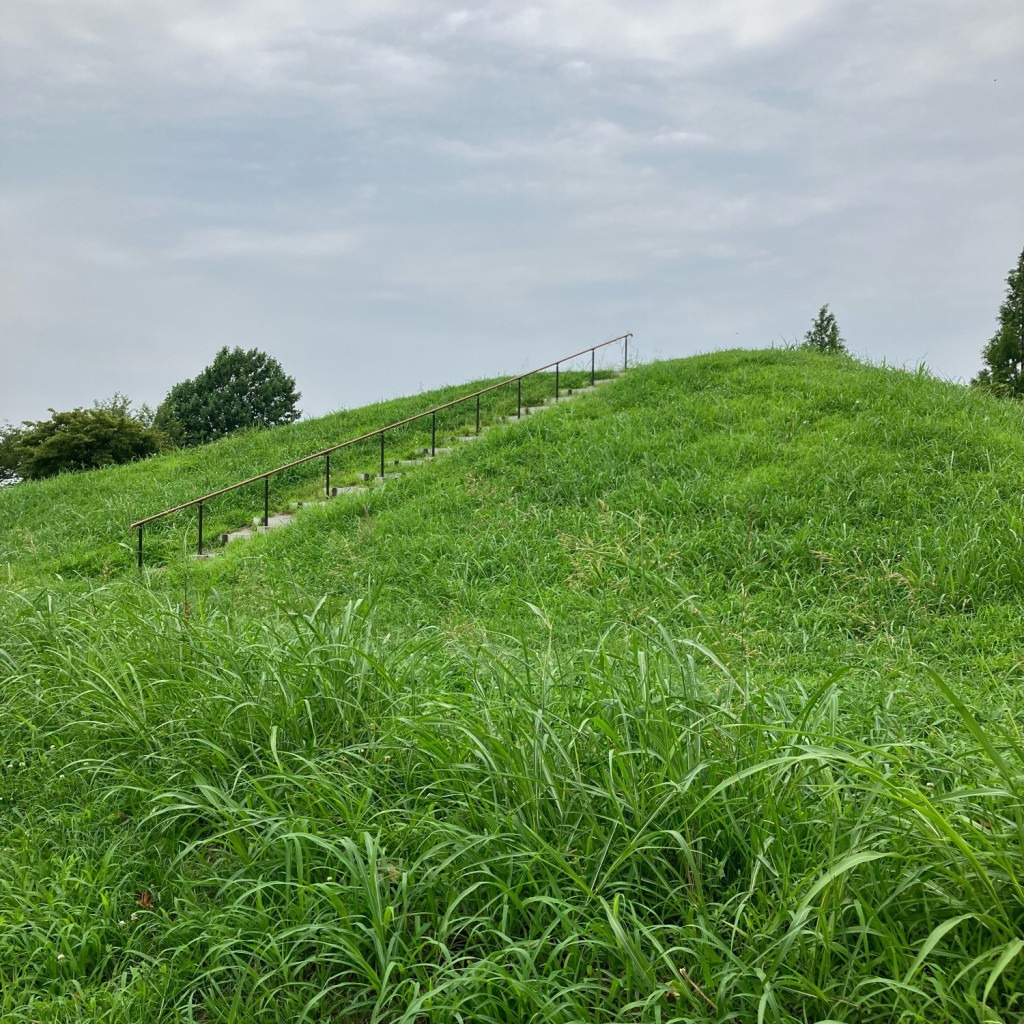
2, 407, 163, 481
802, 304, 847, 354
155, 347, 301, 446
972, 248, 1024, 397
93, 391, 158, 428
0, 425, 24, 483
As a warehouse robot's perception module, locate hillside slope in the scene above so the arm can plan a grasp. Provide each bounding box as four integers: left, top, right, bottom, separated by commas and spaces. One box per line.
198, 348, 1024, 682
2, 348, 1024, 1023
0, 369, 590, 577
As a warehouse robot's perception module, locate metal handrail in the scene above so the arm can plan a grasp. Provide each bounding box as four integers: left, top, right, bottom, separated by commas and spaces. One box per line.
132, 332, 631, 566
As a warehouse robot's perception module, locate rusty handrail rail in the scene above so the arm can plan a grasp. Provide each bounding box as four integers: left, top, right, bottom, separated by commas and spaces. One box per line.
132, 332, 631, 565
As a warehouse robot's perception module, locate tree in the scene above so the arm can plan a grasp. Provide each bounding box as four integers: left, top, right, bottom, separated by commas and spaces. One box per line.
155, 347, 301, 446
8, 407, 163, 480
802, 305, 847, 354
93, 392, 157, 428
0, 424, 24, 483
972, 248, 1024, 397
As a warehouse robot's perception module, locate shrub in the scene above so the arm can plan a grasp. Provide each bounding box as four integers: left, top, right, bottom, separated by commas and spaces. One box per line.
803, 304, 847, 354
7, 407, 163, 480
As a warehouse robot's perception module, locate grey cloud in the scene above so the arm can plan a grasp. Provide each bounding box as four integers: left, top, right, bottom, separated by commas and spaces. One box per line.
457, 0, 829, 60
169, 228, 358, 261
1, 0, 1021, 426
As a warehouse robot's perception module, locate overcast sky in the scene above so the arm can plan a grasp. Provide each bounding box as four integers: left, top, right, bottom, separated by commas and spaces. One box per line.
2, 1, 1022, 425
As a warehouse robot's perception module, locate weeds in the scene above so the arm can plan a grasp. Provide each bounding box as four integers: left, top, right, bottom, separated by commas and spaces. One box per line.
3, 349, 1024, 1020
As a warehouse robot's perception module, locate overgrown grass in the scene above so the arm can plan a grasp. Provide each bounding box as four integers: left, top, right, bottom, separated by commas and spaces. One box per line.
2, 596, 1023, 1021
3, 348, 1024, 1021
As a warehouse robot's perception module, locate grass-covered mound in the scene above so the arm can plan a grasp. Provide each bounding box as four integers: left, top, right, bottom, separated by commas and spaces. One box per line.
206, 348, 1024, 681
2, 349, 1024, 1022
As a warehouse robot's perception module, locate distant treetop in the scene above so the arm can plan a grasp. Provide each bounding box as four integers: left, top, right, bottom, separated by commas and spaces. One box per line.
802, 305, 847, 355
972, 247, 1024, 397
155, 346, 301, 447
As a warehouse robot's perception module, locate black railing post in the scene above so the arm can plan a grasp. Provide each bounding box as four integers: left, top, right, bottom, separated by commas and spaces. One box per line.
137, 527, 143, 569
325, 453, 330, 498
624, 335, 629, 371
197, 503, 204, 556
591, 348, 595, 385
517, 379, 521, 419
263, 477, 269, 528
380, 431, 385, 478
431, 412, 436, 457
476, 394, 481, 435
555, 362, 560, 401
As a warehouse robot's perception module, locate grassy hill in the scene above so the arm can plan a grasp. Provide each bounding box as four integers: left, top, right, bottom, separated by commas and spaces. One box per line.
2, 348, 1024, 1022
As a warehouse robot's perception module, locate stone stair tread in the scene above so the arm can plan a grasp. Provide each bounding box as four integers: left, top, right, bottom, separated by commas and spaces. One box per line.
250, 513, 293, 529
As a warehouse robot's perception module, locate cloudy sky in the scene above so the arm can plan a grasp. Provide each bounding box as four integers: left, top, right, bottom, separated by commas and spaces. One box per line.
2, 1, 1022, 425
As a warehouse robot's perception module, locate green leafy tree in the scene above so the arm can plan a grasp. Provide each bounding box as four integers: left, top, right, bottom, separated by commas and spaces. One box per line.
93, 392, 157, 428
972, 248, 1024, 396
10, 408, 163, 480
155, 347, 301, 446
803, 304, 847, 354
0, 424, 25, 483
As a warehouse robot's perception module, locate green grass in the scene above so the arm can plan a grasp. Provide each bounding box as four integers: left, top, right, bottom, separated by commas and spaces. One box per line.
2, 348, 1024, 1021
0, 368, 599, 577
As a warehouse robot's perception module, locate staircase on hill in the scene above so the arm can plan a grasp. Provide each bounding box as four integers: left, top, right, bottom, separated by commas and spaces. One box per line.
208, 374, 621, 555
131, 334, 631, 568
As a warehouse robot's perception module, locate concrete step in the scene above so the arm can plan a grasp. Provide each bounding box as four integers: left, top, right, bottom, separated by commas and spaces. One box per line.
250, 513, 294, 530
331, 485, 369, 496
359, 471, 402, 481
